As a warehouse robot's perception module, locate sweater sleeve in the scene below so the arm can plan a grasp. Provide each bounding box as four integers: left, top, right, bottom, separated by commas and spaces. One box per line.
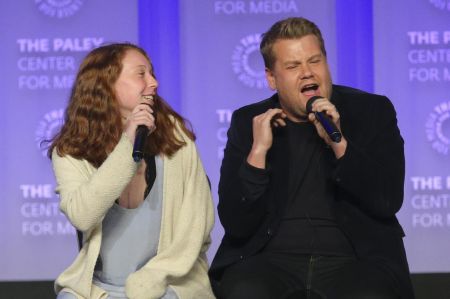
52, 134, 138, 232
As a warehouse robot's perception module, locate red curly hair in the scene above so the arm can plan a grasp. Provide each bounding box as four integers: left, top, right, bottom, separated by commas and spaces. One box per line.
48, 43, 195, 168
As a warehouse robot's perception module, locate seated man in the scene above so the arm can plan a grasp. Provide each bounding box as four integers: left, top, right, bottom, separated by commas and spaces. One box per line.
209, 17, 414, 299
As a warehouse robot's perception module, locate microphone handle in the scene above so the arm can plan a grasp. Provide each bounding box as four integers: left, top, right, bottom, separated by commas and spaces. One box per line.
132, 125, 149, 162
314, 111, 342, 143
306, 96, 341, 143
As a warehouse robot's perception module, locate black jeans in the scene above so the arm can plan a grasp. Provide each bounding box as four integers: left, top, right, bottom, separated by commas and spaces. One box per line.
214, 252, 399, 299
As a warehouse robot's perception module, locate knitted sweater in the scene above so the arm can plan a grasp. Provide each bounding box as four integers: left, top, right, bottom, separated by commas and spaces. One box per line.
52, 126, 215, 299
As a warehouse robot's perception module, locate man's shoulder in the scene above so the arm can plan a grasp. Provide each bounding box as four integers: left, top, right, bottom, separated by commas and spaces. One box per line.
333, 85, 398, 126
333, 84, 393, 110
333, 85, 388, 102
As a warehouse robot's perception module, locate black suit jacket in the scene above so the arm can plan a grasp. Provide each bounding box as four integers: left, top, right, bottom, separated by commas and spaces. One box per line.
209, 85, 414, 298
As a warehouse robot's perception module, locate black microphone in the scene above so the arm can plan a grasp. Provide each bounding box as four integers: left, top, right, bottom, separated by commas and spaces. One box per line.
132, 125, 149, 162
306, 96, 342, 143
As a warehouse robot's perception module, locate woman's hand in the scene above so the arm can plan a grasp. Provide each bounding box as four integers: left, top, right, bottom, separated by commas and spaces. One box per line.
123, 103, 155, 142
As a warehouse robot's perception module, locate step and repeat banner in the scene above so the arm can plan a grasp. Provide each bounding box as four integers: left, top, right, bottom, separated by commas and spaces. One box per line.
0, 1, 138, 280
178, 0, 337, 258
1, 0, 448, 281
373, 0, 450, 273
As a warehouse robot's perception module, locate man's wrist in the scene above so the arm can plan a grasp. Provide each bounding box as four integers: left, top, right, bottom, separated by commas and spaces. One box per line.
330, 137, 347, 159
247, 145, 268, 169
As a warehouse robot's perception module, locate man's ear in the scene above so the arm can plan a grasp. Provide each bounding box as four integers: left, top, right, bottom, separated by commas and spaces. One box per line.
265, 67, 276, 91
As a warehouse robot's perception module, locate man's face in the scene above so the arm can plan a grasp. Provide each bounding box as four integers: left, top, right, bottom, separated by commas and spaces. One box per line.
265, 35, 332, 122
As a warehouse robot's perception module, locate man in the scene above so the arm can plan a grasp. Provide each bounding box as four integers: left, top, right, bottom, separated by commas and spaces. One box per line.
209, 17, 414, 299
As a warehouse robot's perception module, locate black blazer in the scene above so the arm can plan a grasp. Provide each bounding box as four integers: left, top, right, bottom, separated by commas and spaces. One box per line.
210, 85, 414, 298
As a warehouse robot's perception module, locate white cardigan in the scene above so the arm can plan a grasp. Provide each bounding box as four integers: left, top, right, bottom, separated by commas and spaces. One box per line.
52, 127, 215, 299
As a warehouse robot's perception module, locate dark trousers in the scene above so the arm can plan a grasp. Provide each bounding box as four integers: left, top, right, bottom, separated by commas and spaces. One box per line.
213, 252, 399, 299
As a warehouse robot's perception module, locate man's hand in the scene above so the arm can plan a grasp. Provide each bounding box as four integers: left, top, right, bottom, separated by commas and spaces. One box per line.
247, 108, 286, 169
308, 97, 347, 158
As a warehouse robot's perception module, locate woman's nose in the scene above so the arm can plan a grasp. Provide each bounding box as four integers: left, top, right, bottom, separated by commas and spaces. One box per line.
147, 74, 158, 88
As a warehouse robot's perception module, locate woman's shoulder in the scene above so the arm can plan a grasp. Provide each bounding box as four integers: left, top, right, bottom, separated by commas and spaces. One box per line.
51, 147, 96, 176
170, 116, 194, 142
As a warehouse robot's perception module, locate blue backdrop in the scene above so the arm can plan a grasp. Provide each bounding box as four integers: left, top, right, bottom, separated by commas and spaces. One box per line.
1, 0, 449, 280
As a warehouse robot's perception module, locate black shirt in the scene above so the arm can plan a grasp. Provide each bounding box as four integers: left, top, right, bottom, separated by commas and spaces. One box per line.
242, 119, 354, 256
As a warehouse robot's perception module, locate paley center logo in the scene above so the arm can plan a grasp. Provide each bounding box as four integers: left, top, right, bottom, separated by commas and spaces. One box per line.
35, 109, 64, 157
232, 33, 267, 89
35, 0, 84, 18
425, 101, 450, 155
428, 0, 450, 12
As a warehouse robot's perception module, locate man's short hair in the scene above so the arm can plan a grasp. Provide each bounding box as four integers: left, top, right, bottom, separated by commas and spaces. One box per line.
260, 17, 327, 70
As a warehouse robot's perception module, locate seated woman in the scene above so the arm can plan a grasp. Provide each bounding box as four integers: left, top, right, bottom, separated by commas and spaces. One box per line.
49, 43, 215, 299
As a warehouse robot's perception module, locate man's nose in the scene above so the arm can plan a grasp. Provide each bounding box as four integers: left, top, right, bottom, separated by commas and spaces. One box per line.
300, 64, 313, 79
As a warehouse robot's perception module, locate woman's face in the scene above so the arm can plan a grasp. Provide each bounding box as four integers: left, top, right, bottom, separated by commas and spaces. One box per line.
114, 49, 158, 118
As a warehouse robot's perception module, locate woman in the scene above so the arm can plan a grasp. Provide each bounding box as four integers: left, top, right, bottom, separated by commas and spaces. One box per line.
49, 43, 215, 299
